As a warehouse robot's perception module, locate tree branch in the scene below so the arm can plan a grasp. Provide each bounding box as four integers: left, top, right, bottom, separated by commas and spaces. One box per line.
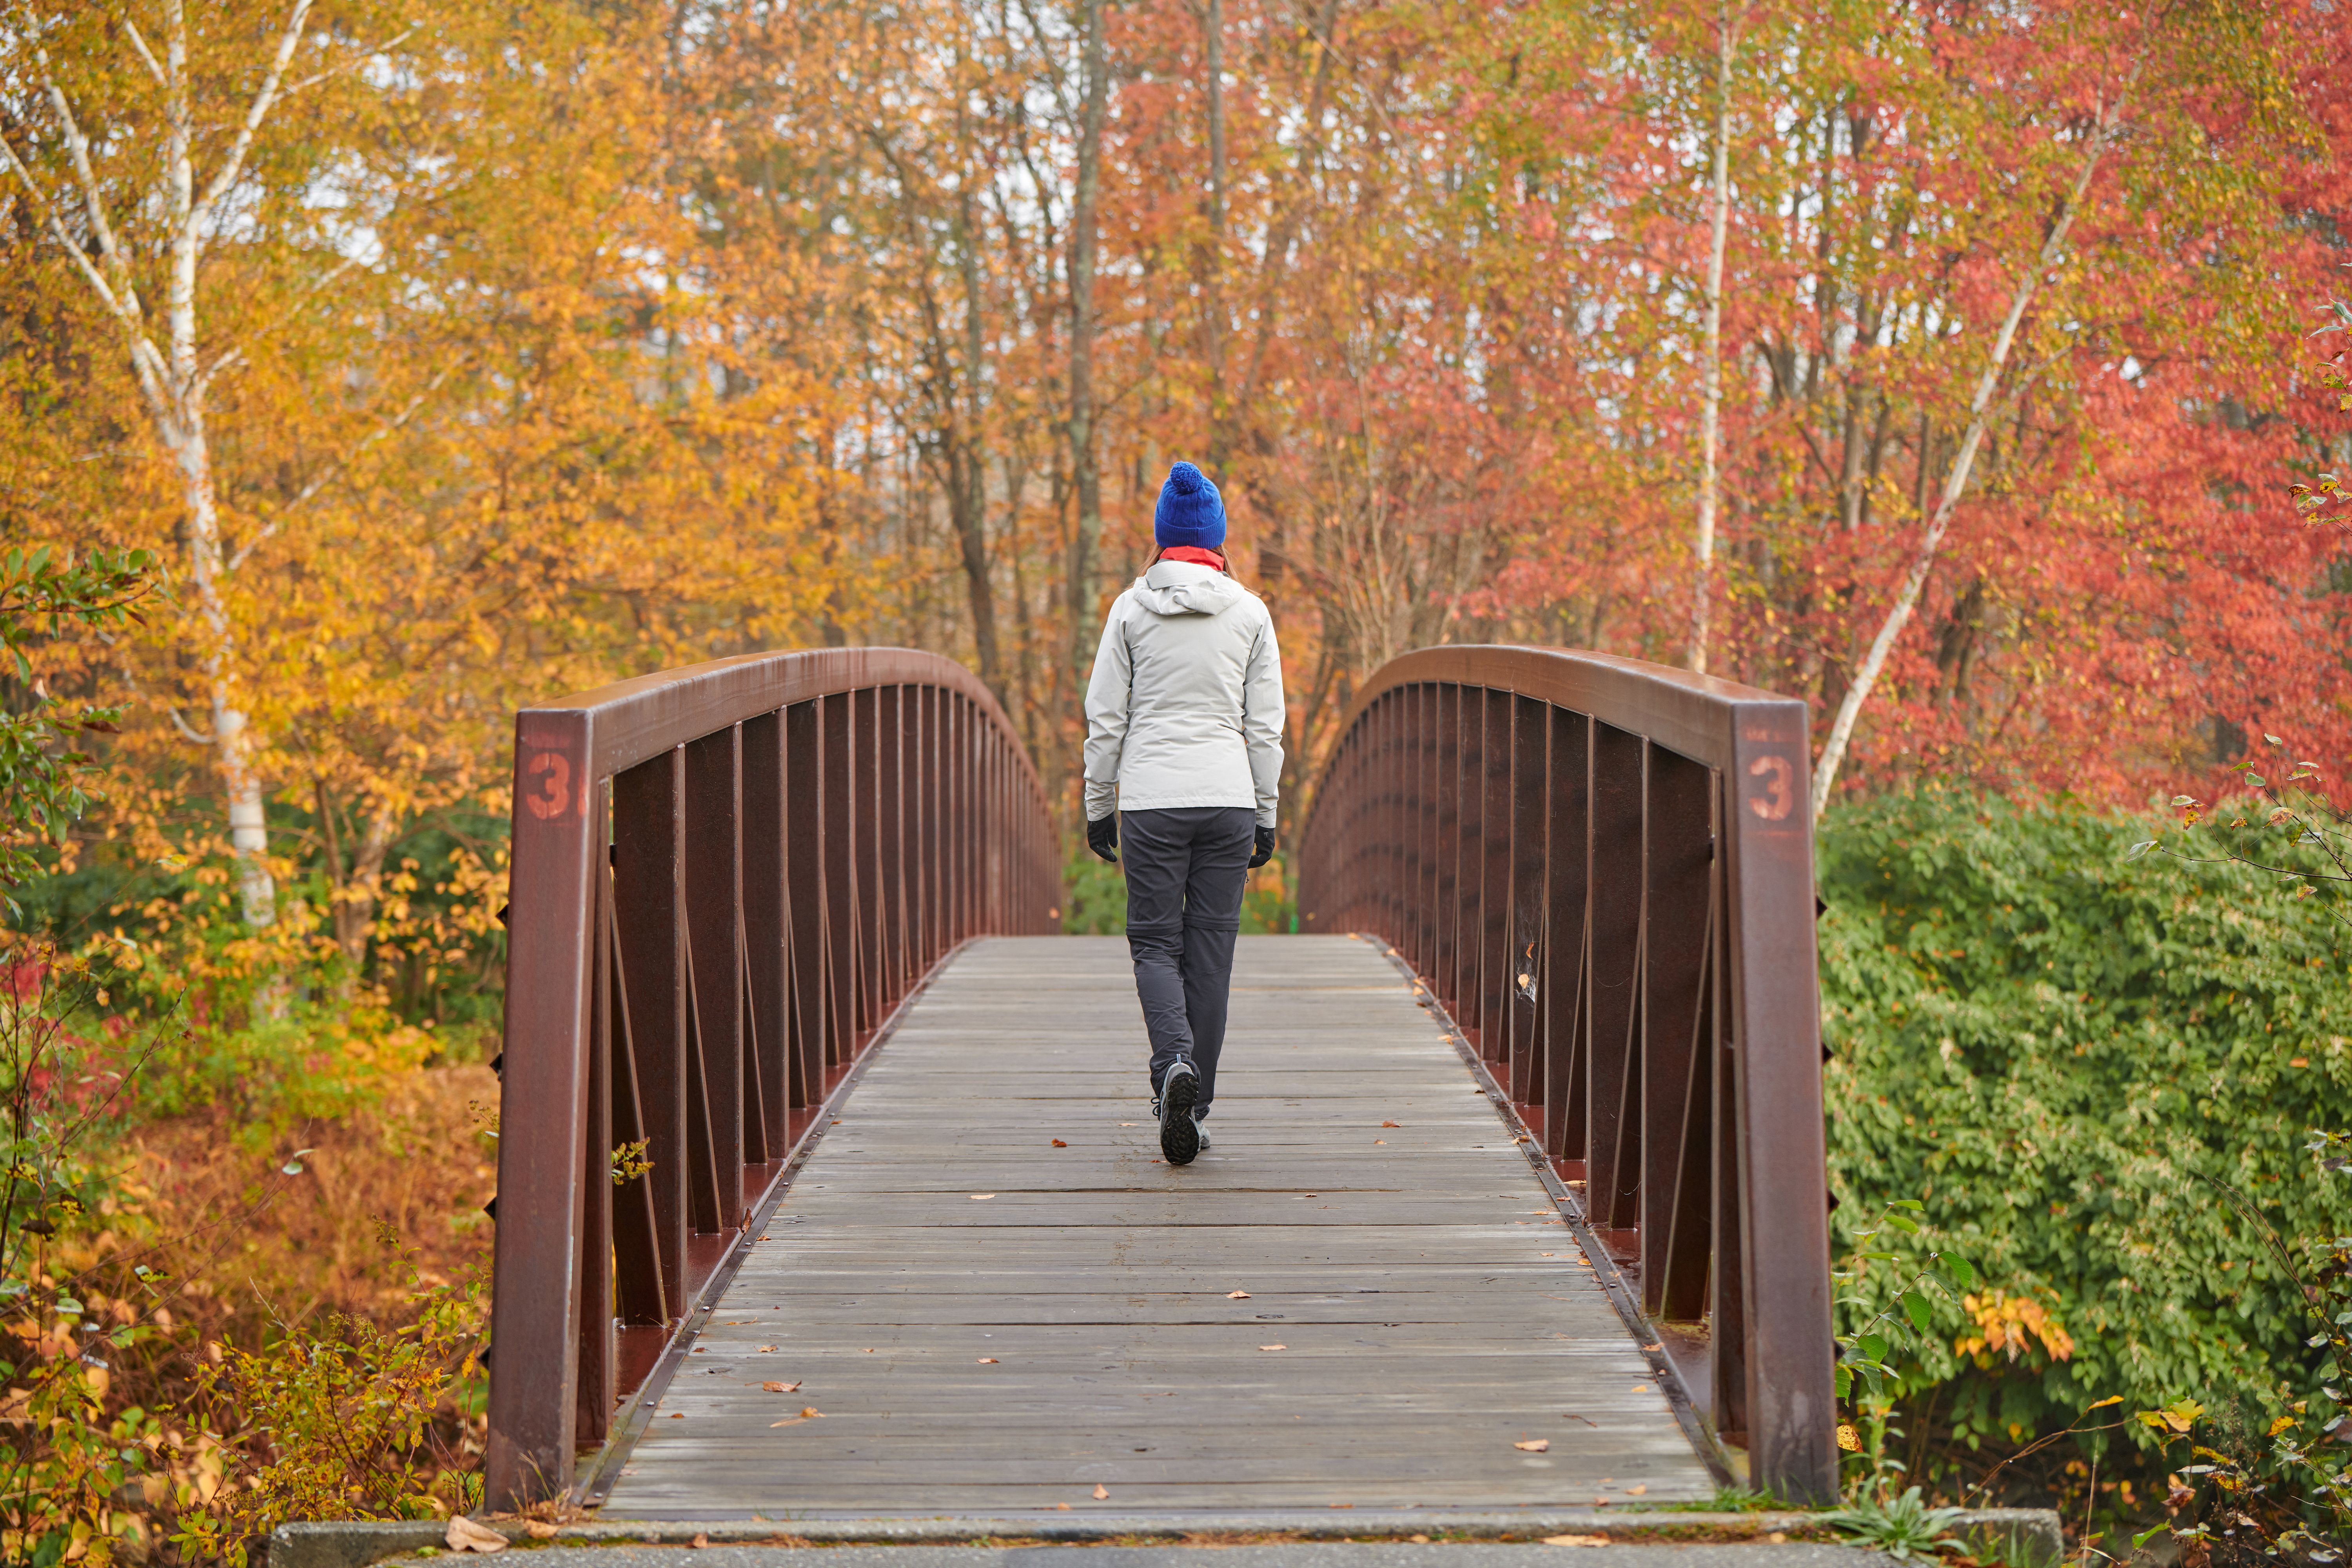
195, 0, 317, 225
35, 65, 132, 278
122, 20, 168, 87
229, 360, 462, 571
0, 130, 175, 422
1808, 59, 2145, 822
283, 26, 416, 98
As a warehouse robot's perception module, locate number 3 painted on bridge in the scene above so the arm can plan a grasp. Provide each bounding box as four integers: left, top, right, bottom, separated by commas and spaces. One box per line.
524, 751, 572, 820
1745, 755, 1793, 822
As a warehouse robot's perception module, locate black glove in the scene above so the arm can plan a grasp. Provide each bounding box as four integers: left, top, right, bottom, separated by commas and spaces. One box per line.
1249, 824, 1276, 869
1086, 814, 1119, 864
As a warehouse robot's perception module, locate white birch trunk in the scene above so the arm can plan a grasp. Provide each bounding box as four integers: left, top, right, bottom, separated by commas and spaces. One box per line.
1687, 2, 1733, 675
1, 0, 317, 927
1809, 74, 2140, 822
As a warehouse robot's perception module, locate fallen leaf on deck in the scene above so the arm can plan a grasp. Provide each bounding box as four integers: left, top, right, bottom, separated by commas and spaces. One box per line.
1382, 1120, 1401, 1128
1227, 1290, 1250, 1299
445, 1518, 507, 1554
977, 1357, 998, 1363
1093, 1484, 1109, 1499
1056, 1503, 1072, 1511
524, 1523, 559, 1540
971, 1193, 996, 1200
1052, 1139, 1067, 1147
690, 1535, 710, 1550
762, 1381, 799, 1393
1631, 1383, 1649, 1393
1542, 1537, 1608, 1548
1627, 1485, 1648, 1495
800, 1406, 822, 1417
1409, 1536, 1431, 1545
1259, 1344, 1287, 1352
668, 1412, 684, 1419
757, 1345, 777, 1353
1514, 1439, 1550, 1452
1374, 1140, 1386, 1145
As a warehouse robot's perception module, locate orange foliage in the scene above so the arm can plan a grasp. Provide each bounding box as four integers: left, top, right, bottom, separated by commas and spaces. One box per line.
1956, 1290, 2077, 1369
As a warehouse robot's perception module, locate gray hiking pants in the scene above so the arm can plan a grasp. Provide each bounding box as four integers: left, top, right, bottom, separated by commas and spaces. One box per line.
1122, 805, 1254, 1114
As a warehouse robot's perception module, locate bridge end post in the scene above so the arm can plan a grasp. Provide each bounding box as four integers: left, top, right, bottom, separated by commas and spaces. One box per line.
486, 707, 597, 1509
1722, 697, 1839, 1506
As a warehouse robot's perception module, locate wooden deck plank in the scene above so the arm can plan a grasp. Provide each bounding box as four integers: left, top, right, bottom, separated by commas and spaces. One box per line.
597, 936, 1711, 1518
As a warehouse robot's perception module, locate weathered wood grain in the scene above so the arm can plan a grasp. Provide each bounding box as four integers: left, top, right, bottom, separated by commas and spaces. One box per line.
597, 936, 1711, 1517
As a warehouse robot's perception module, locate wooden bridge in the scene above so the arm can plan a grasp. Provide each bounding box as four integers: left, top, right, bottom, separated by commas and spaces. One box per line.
482, 646, 1836, 1522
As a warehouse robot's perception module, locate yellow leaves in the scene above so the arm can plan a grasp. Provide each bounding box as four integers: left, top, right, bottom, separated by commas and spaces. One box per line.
1837, 1423, 1861, 1452
2269, 1415, 2297, 1437
2137, 1399, 2206, 1435
1955, 1290, 2074, 1367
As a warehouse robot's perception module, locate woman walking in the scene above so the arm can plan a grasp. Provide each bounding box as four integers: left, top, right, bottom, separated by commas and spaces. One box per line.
1082, 461, 1286, 1166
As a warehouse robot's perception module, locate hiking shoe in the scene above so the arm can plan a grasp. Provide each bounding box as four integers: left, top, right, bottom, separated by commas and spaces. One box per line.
1193, 1114, 1213, 1153
1158, 1060, 1201, 1165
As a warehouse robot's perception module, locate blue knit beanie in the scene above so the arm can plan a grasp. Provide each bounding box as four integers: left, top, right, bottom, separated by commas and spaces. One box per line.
1154, 461, 1227, 550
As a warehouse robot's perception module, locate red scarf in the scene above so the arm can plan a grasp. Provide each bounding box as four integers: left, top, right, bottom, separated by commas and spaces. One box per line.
1157, 545, 1228, 572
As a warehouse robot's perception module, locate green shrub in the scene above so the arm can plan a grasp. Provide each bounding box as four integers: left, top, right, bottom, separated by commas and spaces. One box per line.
1059, 844, 1295, 935
1818, 789, 2352, 1456
1063, 844, 1127, 935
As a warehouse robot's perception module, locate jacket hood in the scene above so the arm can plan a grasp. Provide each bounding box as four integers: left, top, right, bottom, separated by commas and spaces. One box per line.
1133, 559, 1246, 617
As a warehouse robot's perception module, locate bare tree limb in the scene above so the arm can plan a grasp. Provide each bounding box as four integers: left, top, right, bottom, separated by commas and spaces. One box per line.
229, 361, 463, 570
36, 69, 132, 277
1809, 62, 2145, 822
283, 26, 416, 99
122, 20, 167, 87
0, 129, 176, 421
195, 0, 317, 224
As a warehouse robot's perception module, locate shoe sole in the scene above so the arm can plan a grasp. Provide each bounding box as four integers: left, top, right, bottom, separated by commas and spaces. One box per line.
1160, 1069, 1200, 1165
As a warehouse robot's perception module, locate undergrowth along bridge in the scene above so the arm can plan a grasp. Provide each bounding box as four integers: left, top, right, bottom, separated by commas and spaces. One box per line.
482, 646, 1837, 1519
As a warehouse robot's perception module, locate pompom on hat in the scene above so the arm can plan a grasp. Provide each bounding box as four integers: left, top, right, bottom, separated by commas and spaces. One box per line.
1154, 461, 1227, 550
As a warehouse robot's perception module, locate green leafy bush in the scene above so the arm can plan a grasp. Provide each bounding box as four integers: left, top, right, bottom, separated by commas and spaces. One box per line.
1818, 789, 2352, 1455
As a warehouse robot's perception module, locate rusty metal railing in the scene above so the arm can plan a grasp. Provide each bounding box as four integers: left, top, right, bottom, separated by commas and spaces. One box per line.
1296, 646, 1836, 1503
484, 649, 1058, 1506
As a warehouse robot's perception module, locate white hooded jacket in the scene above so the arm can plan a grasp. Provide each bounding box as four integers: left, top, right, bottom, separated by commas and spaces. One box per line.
1083, 559, 1285, 827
